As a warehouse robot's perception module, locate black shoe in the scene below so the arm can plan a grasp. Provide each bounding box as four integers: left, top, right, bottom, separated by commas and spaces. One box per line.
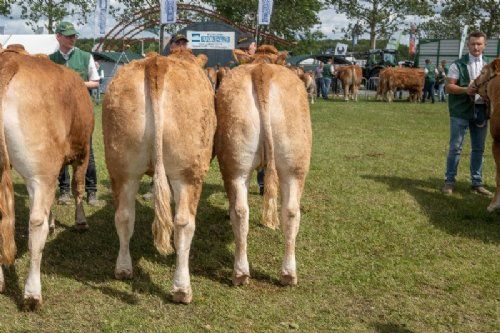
57, 191, 72, 205
87, 192, 98, 206
259, 186, 264, 196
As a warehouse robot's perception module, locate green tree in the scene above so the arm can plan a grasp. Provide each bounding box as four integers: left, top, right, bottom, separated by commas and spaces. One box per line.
0, 0, 15, 16
419, 0, 499, 39
110, 0, 325, 43
16, 0, 95, 33
327, 0, 435, 49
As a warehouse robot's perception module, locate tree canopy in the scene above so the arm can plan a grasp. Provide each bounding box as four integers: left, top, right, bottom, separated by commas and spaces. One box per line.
419, 0, 499, 39
327, 0, 435, 49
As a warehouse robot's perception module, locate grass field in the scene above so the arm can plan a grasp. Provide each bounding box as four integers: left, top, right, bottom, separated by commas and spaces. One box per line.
0, 98, 498, 332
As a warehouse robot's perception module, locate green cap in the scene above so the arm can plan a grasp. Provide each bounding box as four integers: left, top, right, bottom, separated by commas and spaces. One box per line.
55, 21, 78, 36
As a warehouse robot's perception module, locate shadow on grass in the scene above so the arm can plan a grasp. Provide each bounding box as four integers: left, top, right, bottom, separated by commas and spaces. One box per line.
5, 178, 277, 307
364, 175, 500, 244
373, 322, 415, 333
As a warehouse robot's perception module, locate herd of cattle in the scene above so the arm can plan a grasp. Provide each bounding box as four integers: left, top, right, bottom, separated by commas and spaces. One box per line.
0, 43, 311, 310
0, 42, 499, 311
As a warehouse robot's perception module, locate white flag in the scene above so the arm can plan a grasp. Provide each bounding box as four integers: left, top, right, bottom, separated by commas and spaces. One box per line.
161, 0, 177, 24
458, 25, 469, 58
258, 0, 274, 25
99, 0, 108, 36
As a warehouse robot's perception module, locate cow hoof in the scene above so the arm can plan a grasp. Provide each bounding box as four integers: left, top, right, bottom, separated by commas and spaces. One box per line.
171, 287, 192, 304
233, 274, 250, 286
23, 294, 43, 311
115, 268, 133, 280
74, 222, 89, 233
487, 204, 500, 213
280, 274, 297, 286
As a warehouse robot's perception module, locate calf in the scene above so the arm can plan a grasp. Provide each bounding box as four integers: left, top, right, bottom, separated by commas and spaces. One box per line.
299, 71, 316, 104
336, 65, 362, 101
0, 48, 93, 309
102, 49, 216, 304
216, 45, 312, 286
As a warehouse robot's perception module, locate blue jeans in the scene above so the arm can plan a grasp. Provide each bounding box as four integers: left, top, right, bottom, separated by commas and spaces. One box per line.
445, 111, 488, 187
322, 77, 332, 99
438, 83, 446, 101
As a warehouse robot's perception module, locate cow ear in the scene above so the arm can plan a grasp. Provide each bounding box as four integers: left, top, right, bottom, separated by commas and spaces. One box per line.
276, 51, 288, 65
233, 49, 253, 64
195, 54, 208, 68
491, 58, 500, 74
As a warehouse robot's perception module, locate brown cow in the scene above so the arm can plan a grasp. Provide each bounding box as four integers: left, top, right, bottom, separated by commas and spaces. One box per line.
102, 49, 216, 304
379, 67, 425, 102
474, 57, 500, 211
0, 48, 93, 309
336, 65, 362, 101
216, 45, 312, 286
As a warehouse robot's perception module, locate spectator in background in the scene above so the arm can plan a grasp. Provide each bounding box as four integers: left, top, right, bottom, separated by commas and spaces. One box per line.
422, 59, 438, 103
49, 21, 100, 207
315, 62, 323, 98
436, 64, 447, 102
321, 58, 334, 100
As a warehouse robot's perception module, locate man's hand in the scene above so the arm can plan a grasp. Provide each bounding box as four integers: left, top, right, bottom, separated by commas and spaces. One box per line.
466, 84, 477, 96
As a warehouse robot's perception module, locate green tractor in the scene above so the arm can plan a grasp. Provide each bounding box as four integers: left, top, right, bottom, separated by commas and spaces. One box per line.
361, 48, 399, 80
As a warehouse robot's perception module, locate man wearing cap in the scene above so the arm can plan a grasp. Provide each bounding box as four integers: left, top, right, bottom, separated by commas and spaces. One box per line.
236, 34, 257, 56
49, 21, 100, 206
163, 33, 189, 55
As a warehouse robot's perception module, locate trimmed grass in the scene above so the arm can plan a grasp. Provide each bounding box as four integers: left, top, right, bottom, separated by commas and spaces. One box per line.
1, 99, 498, 332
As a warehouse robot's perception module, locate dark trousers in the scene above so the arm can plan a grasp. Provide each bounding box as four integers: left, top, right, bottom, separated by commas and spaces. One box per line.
257, 169, 265, 188
59, 136, 97, 193
315, 78, 322, 97
423, 80, 435, 102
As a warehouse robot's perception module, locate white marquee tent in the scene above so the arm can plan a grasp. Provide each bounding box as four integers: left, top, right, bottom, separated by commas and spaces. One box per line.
0, 34, 59, 55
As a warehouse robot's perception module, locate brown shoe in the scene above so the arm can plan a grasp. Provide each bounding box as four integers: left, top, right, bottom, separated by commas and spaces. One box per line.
441, 183, 454, 195
471, 186, 493, 197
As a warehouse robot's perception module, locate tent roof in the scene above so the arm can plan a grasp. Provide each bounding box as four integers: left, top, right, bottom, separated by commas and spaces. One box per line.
0, 34, 59, 55
92, 51, 144, 63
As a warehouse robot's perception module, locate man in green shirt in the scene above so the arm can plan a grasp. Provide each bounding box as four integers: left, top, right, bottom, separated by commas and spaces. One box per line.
321, 58, 334, 99
49, 21, 100, 206
422, 59, 437, 103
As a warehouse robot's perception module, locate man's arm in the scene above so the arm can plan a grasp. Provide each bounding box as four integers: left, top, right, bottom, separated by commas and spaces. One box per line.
445, 63, 476, 95
86, 55, 100, 89
445, 78, 476, 96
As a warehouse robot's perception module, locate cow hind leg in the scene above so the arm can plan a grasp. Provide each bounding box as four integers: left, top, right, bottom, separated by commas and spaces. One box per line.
23, 177, 56, 310
227, 175, 251, 286
279, 176, 303, 286
114, 178, 140, 279
72, 161, 89, 231
0, 265, 4, 293
170, 179, 202, 304
488, 140, 500, 212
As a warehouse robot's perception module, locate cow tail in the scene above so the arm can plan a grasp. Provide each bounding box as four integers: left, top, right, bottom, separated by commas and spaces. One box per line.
0, 58, 17, 265
146, 56, 174, 255
252, 65, 280, 229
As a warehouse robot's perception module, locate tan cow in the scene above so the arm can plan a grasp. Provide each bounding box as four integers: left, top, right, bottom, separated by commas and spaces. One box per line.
0, 48, 93, 310
102, 49, 216, 304
206, 67, 217, 89
474, 57, 500, 212
336, 65, 362, 101
215, 45, 312, 286
299, 71, 316, 104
